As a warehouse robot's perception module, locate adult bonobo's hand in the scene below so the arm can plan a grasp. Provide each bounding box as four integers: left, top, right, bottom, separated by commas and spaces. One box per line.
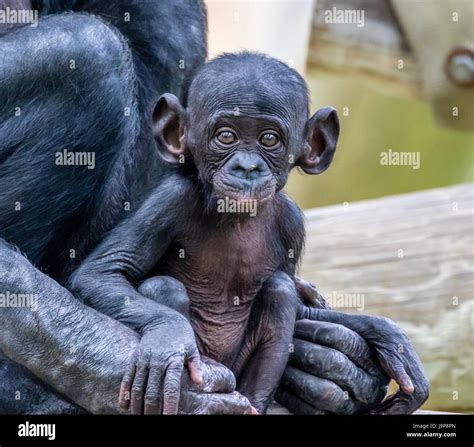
279, 304, 430, 415
119, 313, 203, 415
276, 319, 389, 414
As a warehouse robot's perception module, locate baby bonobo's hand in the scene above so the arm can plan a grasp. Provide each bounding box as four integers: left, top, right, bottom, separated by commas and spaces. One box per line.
119, 314, 202, 415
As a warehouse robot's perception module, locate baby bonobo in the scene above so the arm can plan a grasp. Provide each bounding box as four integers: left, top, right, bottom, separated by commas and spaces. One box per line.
70, 52, 339, 414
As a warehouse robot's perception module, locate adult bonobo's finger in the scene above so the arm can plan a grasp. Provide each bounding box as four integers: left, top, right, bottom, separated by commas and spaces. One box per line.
119, 358, 137, 409
371, 390, 426, 415
294, 277, 329, 309
181, 356, 236, 393
281, 366, 362, 415
379, 353, 414, 394
144, 366, 164, 415
372, 343, 429, 414
289, 338, 387, 406
275, 387, 327, 415
179, 391, 255, 415
295, 320, 382, 376
358, 316, 429, 412
130, 364, 149, 414
162, 359, 184, 415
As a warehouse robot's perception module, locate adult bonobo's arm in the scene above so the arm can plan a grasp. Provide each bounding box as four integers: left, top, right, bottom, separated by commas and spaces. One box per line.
68, 0, 207, 105
294, 306, 430, 414
0, 240, 250, 414
0, 239, 139, 413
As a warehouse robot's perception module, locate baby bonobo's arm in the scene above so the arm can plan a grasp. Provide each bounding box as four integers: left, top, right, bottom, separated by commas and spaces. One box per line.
69, 174, 189, 333
68, 175, 218, 414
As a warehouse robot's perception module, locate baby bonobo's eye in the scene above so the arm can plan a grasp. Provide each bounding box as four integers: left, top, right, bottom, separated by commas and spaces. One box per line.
259, 131, 279, 148
216, 128, 237, 145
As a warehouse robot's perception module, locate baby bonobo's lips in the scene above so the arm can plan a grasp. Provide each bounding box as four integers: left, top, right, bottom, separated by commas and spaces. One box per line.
212, 173, 276, 204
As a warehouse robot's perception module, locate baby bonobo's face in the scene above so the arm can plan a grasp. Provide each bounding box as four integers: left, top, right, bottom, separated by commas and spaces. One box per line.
153, 52, 340, 209
197, 109, 292, 204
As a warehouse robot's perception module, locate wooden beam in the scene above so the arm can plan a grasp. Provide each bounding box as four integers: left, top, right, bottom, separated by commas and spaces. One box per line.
308, 0, 422, 97
299, 184, 474, 411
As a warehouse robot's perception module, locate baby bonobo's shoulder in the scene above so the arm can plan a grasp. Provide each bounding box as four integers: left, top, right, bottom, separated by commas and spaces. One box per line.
145, 172, 196, 210
274, 192, 305, 238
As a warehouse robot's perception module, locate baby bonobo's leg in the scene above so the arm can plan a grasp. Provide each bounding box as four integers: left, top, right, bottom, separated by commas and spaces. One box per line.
233, 271, 299, 414
138, 276, 190, 318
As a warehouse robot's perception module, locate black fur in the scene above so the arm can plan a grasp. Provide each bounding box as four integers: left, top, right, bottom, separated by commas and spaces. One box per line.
0, 0, 207, 281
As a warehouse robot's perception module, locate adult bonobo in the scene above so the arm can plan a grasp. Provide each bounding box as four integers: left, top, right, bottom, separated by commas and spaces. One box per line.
0, 0, 428, 414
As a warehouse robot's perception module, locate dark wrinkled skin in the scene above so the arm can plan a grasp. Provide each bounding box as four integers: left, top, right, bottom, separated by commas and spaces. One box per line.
288, 305, 430, 414
0, 1, 429, 415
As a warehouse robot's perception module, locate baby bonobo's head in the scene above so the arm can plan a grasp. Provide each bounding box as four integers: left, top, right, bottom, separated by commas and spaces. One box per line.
152, 52, 339, 209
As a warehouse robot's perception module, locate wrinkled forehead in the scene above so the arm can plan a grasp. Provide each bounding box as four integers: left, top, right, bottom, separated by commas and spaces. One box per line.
187, 69, 309, 126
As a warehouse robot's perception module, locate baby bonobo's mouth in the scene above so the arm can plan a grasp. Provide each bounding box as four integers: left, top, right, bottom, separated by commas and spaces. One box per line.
211, 148, 277, 210
212, 171, 276, 210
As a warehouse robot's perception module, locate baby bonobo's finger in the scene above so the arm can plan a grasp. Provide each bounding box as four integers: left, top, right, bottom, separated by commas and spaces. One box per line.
162, 359, 185, 415
119, 359, 136, 409
144, 366, 165, 415
130, 364, 149, 414
187, 353, 203, 385
295, 320, 382, 376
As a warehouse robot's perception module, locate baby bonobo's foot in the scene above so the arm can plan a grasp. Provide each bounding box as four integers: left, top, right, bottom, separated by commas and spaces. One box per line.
179, 357, 257, 414
133, 278, 258, 415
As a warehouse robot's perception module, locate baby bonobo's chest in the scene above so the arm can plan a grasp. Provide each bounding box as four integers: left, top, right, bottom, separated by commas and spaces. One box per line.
158, 214, 282, 365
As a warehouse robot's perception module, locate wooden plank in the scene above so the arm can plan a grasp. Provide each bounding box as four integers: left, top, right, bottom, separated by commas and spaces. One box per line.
300, 183, 473, 324
267, 402, 460, 415
299, 184, 474, 412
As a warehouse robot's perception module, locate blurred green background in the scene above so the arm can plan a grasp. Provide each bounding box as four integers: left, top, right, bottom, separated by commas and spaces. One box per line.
288, 69, 474, 210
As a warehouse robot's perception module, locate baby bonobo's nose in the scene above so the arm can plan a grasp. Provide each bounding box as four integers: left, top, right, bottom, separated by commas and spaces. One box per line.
226, 152, 270, 181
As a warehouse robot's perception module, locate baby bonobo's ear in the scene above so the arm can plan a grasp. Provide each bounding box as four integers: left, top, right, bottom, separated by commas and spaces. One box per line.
152, 93, 187, 163
297, 107, 339, 175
